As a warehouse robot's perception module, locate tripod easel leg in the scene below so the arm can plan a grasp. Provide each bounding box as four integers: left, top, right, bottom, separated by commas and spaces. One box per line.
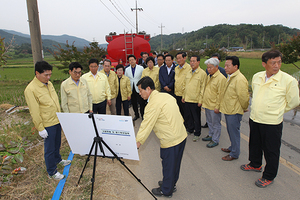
90, 140, 99, 200
77, 140, 96, 186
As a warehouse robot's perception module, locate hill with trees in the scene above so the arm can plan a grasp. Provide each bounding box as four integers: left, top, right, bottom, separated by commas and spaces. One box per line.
1, 29, 91, 47
149, 24, 300, 51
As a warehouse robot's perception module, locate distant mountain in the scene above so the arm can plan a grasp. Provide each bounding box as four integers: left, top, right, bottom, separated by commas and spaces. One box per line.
99, 43, 108, 49
149, 24, 300, 51
0, 30, 63, 52
42, 34, 90, 47
1, 29, 91, 47
2, 29, 30, 38
0, 30, 31, 45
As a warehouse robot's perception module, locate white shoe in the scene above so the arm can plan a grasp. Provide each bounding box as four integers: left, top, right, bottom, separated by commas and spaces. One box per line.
49, 172, 65, 180
59, 159, 71, 166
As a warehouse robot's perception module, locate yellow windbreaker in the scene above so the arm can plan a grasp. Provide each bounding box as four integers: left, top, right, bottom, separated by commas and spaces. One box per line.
220, 70, 249, 115
250, 70, 300, 124
82, 71, 111, 104
141, 67, 160, 91
182, 67, 207, 104
136, 90, 187, 148
100, 69, 118, 99
24, 77, 60, 131
202, 70, 226, 110
60, 77, 93, 113
174, 62, 191, 96
116, 75, 132, 101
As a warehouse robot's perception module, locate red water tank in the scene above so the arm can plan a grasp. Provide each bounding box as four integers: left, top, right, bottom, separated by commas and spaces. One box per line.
106, 33, 151, 66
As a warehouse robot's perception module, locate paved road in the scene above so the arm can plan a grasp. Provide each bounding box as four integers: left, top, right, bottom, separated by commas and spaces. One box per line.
127, 107, 300, 200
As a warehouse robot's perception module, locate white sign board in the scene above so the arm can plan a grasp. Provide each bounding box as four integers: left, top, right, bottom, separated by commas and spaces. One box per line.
57, 113, 139, 161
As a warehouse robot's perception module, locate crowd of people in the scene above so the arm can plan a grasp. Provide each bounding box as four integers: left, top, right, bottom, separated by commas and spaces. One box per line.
24, 50, 299, 197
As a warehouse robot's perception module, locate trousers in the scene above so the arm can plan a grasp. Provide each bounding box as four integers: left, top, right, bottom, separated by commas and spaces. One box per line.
44, 123, 62, 176
205, 108, 221, 143
160, 139, 186, 196
249, 119, 282, 180
225, 114, 242, 158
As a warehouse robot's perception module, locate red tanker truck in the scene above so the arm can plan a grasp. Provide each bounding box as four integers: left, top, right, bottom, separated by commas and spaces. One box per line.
105, 33, 151, 68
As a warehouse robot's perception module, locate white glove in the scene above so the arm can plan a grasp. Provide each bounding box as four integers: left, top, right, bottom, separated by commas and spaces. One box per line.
39, 129, 48, 139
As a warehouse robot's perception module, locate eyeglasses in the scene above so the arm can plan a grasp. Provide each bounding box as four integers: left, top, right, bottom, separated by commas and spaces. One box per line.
270, 60, 282, 66
73, 71, 82, 75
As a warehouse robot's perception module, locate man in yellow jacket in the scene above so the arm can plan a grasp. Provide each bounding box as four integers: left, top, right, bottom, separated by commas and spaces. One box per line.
175, 52, 191, 120
182, 55, 207, 142
61, 62, 93, 113
220, 56, 249, 161
141, 56, 160, 91
136, 76, 187, 198
100, 59, 118, 115
241, 50, 300, 188
82, 58, 112, 114
202, 58, 226, 148
24, 61, 71, 180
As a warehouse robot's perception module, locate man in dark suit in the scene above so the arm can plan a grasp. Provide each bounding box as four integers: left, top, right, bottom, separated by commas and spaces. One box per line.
159, 54, 176, 96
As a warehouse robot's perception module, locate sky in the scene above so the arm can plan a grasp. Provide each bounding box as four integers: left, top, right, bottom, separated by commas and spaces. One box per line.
1, 0, 300, 44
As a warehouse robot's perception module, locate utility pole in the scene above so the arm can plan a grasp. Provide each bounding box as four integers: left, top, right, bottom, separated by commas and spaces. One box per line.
173, 36, 175, 49
26, 0, 43, 64
206, 35, 208, 49
227, 35, 229, 49
131, 0, 143, 33
262, 32, 265, 49
159, 23, 165, 50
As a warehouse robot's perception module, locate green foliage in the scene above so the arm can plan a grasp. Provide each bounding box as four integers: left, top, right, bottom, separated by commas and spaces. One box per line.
150, 24, 300, 51
14, 43, 32, 55
0, 123, 29, 184
51, 41, 107, 73
277, 34, 300, 69
203, 46, 228, 61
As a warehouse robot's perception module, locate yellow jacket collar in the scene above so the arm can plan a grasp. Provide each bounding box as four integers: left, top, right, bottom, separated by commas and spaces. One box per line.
229, 69, 240, 79
212, 69, 221, 78
258, 70, 282, 82
87, 71, 100, 77
67, 76, 85, 85
33, 76, 49, 87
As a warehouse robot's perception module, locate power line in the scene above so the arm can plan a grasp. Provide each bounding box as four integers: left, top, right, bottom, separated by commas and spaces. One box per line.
113, 0, 134, 25
137, 1, 160, 26
124, 0, 131, 7
109, 0, 135, 28
138, 13, 158, 27
98, 0, 130, 30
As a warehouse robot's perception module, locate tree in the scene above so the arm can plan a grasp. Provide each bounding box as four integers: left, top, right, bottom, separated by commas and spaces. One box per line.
0, 36, 14, 67
50, 41, 107, 73
277, 33, 300, 69
203, 45, 227, 61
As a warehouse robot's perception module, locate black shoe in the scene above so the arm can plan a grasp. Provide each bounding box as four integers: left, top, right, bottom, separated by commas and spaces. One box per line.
201, 123, 208, 128
158, 181, 177, 192
152, 187, 172, 198
133, 116, 139, 121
